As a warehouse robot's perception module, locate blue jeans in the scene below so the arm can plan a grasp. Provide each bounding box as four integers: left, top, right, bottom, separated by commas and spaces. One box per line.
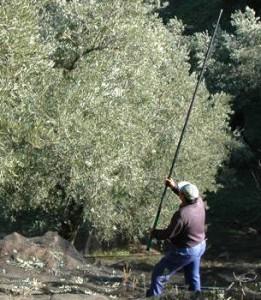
146, 240, 206, 297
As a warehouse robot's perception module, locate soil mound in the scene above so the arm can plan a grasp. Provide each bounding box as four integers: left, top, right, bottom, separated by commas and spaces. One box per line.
0, 231, 84, 271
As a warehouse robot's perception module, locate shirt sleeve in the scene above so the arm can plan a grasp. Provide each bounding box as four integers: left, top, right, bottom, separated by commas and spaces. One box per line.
151, 211, 184, 240
172, 185, 179, 196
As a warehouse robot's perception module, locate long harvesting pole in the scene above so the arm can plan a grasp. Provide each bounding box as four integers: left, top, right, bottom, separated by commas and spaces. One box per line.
147, 9, 223, 251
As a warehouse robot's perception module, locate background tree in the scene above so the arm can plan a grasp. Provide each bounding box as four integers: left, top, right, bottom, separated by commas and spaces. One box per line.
190, 7, 261, 161
189, 7, 261, 229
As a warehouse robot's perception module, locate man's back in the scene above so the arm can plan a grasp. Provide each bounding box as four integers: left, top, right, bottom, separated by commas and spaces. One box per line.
170, 197, 205, 248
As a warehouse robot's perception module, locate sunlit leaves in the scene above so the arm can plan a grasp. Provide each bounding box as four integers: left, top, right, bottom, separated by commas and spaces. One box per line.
0, 0, 232, 242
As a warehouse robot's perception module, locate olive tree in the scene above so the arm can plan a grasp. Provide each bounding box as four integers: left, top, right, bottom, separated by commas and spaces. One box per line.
0, 0, 232, 243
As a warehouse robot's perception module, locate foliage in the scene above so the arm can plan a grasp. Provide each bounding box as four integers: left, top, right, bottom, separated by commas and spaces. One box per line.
0, 0, 62, 214
191, 8, 261, 97
0, 0, 232, 243
190, 7, 261, 153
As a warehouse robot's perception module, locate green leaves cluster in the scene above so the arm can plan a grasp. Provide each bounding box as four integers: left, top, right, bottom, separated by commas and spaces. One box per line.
191, 8, 261, 100
0, 0, 60, 212
0, 0, 232, 243
190, 7, 261, 164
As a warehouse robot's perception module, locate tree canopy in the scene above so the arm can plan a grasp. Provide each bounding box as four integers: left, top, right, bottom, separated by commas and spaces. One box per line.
0, 0, 233, 244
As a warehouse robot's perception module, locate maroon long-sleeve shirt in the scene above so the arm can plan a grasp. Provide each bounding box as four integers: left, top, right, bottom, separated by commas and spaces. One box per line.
152, 189, 206, 248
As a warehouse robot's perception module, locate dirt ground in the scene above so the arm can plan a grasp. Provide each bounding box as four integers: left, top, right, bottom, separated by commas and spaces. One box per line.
0, 228, 260, 299
82, 222, 261, 299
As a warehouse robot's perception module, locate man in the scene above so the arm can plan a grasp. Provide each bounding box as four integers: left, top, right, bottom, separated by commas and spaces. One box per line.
146, 178, 206, 297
